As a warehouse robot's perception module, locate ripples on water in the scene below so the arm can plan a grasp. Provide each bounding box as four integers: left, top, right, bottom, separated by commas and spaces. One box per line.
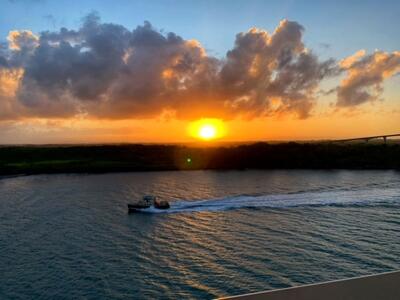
1, 170, 400, 299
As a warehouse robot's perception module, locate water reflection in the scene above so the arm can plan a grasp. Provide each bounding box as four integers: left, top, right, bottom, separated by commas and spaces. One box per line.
0, 170, 399, 299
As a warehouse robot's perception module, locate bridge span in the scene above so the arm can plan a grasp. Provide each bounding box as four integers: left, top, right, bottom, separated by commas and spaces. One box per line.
334, 133, 400, 144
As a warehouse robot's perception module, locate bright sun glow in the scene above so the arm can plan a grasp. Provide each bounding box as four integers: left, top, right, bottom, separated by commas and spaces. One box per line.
188, 119, 226, 141
199, 125, 216, 139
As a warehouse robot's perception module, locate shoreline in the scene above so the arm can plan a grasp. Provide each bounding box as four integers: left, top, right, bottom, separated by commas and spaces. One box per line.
1, 167, 400, 180
1, 142, 399, 177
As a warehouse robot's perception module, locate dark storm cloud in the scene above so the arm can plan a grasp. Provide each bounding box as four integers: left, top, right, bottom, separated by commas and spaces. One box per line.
5, 15, 394, 121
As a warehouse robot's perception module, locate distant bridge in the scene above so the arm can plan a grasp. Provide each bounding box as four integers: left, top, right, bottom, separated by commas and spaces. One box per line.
334, 133, 400, 144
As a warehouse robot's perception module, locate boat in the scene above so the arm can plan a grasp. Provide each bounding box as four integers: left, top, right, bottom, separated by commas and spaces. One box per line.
128, 195, 170, 212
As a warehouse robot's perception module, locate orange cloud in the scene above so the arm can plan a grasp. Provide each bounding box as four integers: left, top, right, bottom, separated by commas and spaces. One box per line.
0, 68, 24, 120
339, 49, 366, 68
7, 30, 39, 51
0, 68, 23, 97
337, 50, 400, 106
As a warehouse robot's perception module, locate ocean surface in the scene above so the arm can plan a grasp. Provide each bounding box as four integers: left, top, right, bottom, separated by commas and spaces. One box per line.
1, 170, 400, 299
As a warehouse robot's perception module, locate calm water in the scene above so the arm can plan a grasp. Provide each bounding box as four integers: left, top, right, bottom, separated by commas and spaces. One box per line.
1, 170, 400, 299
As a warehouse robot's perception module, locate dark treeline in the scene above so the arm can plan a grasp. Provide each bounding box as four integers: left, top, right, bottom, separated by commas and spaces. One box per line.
0, 142, 399, 175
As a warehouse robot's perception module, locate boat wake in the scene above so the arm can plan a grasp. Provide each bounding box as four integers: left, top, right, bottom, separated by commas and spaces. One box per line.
138, 186, 400, 214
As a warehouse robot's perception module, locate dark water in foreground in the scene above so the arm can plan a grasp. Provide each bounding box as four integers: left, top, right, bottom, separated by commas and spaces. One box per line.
1, 170, 400, 299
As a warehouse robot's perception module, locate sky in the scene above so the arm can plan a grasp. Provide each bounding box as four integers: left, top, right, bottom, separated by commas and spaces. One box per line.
0, 0, 399, 144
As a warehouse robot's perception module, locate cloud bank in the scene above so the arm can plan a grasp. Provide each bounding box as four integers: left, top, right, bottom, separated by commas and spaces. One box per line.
0, 14, 398, 122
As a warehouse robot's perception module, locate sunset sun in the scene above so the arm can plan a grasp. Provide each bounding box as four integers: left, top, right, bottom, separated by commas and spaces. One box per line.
188, 119, 226, 141
199, 124, 217, 140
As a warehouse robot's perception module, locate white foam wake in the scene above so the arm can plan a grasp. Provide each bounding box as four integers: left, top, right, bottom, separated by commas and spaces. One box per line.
139, 186, 400, 214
